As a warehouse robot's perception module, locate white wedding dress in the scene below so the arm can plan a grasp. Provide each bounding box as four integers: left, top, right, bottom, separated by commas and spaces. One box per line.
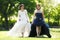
8, 10, 31, 37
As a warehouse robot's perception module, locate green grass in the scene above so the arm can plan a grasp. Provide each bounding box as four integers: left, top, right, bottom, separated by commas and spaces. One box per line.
0, 28, 60, 40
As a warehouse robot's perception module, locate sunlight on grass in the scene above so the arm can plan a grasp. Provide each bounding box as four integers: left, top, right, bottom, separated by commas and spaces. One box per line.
50, 28, 60, 38
0, 28, 60, 40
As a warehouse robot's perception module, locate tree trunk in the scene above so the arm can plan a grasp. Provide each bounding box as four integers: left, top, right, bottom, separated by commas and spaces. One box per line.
5, 14, 9, 30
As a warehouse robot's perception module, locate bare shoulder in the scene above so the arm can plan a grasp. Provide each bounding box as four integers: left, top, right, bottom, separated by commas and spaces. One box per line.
41, 7, 44, 12
24, 9, 27, 12
34, 9, 37, 14
34, 9, 37, 12
18, 10, 21, 12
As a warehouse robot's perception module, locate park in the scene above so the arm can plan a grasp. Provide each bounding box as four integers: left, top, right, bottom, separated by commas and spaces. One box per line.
0, 0, 60, 40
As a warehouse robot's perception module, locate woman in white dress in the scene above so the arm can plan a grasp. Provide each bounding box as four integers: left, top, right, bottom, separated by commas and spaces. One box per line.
8, 4, 31, 37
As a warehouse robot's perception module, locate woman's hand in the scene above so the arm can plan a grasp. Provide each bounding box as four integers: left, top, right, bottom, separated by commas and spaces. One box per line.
19, 19, 21, 21
27, 20, 30, 23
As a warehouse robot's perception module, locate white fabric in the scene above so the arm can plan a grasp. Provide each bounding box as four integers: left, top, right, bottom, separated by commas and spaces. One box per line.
8, 10, 31, 37
34, 9, 42, 13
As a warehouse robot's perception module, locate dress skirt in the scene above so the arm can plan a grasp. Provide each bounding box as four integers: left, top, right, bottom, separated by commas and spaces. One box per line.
8, 20, 31, 37
33, 19, 45, 26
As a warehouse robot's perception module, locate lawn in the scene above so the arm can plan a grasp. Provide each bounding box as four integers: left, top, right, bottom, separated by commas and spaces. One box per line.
0, 28, 60, 40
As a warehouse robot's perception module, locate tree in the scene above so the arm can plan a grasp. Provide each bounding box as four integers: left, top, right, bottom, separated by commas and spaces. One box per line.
0, 0, 36, 30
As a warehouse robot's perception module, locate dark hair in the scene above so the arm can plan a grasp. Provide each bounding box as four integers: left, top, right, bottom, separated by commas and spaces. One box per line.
18, 4, 24, 10
36, 4, 40, 7
36, 4, 41, 10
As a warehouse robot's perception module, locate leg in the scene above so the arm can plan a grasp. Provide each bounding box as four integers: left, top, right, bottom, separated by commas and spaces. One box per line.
36, 26, 41, 37
36, 26, 39, 37
18, 22, 27, 37
23, 23, 31, 37
38, 27, 41, 35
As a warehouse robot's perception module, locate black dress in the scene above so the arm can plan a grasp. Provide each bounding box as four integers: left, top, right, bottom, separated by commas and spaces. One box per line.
29, 13, 51, 38
33, 13, 44, 26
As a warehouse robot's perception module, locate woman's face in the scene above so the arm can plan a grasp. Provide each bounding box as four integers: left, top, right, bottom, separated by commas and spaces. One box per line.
21, 5, 24, 9
36, 5, 41, 10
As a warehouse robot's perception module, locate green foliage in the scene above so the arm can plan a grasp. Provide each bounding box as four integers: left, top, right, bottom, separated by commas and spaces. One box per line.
38, 0, 60, 26
0, 0, 60, 30
0, 0, 36, 30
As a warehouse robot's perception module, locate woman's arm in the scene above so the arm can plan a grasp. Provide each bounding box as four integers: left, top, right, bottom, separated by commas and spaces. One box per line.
25, 10, 30, 22
32, 10, 36, 22
17, 11, 21, 21
42, 10, 44, 18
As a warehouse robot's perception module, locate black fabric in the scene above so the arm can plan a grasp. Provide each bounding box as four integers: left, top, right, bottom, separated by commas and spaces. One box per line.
29, 24, 51, 38
33, 13, 44, 26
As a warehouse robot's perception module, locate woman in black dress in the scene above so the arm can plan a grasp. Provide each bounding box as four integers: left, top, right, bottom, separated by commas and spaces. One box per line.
33, 4, 45, 37
29, 4, 51, 38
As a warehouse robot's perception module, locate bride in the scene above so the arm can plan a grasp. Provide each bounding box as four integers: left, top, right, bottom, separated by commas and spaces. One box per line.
8, 4, 31, 37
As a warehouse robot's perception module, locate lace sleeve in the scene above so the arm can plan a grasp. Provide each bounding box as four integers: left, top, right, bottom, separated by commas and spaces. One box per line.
25, 10, 30, 22
17, 11, 21, 21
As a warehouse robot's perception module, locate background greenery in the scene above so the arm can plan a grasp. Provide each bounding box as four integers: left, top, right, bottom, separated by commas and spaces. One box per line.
0, 0, 60, 30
